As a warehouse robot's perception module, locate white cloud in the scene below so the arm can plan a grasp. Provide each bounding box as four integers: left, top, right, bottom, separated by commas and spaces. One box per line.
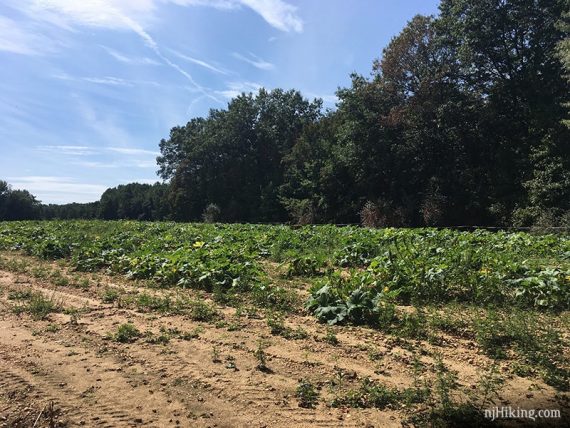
83, 76, 134, 86
233, 52, 274, 70
0, 16, 54, 55
100, 45, 161, 65
216, 81, 263, 99
26, 0, 157, 30
166, 0, 302, 32
52, 72, 161, 87
17, 0, 302, 36
238, 0, 302, 32
106, 147, 160, 156
170, 49, 227, 74
36, 145, 97, 156
35, 145, 160, 157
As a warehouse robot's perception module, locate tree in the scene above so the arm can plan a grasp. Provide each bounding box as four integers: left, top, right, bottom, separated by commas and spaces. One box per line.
438, 0, 570, 223
557, 2, 570, 127
161, 89, 322, 222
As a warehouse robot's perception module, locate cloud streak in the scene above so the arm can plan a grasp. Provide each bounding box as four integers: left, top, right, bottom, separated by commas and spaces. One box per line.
0, 16, 55, 55
170, 49, 228, 75
233, 52, 274, 70
164, 0, 303, 32
100, 45, 161, 66
215, 81, 263, 99
52, 73, 161, 87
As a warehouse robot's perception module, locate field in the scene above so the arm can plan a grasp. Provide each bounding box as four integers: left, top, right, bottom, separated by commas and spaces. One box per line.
0, 221, 568, 427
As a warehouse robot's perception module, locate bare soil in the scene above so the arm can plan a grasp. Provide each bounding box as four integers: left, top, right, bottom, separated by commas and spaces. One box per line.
0, 253, 567, 427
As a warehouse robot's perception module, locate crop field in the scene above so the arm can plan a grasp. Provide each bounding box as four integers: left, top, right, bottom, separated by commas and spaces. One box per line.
0, 221, 568, 426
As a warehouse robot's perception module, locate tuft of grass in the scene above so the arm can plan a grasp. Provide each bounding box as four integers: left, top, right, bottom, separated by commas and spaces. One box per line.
323, 327, 339, 345
102, 287, 121, 303
188, 300, 219, 322
267, 312, 308, 340
12, 292, 61, 320
113, 323, 141, 343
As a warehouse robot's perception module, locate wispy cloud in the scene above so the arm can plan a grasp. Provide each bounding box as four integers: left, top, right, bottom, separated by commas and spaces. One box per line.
0, 16, 55, 55
215, 81, 263, 99
100, 45, 161, 66
233, 52, 274, 70
36, 145, 160, 157
16, 0, 221, 103
36, 145, 97, 156
34, 145, 159, 170
237, 0, 302, 32
170, 49, 228, 75
167, 0, 303, 32
107, 147, 160, 156
0, 0, 303, 59
52, 72, 161, 87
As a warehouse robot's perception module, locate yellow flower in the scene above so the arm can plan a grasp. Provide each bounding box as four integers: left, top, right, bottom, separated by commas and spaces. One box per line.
383, 286, 390, 293
479, 268, 490, 275
193, 241, 205, 248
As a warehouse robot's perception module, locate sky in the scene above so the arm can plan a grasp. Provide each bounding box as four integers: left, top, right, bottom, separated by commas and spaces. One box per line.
0, 0, 440, 204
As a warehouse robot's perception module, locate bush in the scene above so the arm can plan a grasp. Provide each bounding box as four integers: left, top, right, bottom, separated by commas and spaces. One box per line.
202, 203, 221, 223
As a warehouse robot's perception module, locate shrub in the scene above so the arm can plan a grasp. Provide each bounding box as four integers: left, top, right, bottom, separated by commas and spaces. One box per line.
202, 203, 221, 223
296, 379, 319, 408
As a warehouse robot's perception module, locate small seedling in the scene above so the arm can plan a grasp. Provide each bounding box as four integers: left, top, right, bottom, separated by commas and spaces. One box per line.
324, 327, 339, 345
254, 340, 271, 372
212, 346, 222, 363
296, 379, 319, 408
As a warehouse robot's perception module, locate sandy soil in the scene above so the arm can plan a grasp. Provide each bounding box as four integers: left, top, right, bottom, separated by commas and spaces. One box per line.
0, 253, 567, 427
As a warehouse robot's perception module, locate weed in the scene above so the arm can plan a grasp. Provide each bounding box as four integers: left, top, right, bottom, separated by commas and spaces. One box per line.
323, 327, 339, 345
212, 346, 221, 363
296, 379, 319, 408
113, 323, 141, 343
188, 300, 219, 322
254, 340, 271, 372
267, 312, 308, 339
12, 292, 61, 320
46, 323, 60, 333
8, 289, 33, 300
102, 287, 121, 303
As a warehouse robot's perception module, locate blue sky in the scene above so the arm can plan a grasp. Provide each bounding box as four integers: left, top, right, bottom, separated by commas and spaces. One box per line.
0, 0, 440, 204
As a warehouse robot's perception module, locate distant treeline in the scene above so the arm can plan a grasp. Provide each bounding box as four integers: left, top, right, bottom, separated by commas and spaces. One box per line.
0, 181, 168, 221
2, 0, 570, 227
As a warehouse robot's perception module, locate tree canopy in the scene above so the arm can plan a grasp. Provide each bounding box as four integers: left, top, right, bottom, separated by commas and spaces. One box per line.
2, 0, 569, 227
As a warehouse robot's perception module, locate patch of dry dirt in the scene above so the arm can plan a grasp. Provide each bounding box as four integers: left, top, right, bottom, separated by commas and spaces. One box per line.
0, 253, 568, 427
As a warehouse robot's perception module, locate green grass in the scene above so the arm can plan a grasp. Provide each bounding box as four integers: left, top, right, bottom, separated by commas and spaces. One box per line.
12, 292, 62, 320
113, 323, 141, 343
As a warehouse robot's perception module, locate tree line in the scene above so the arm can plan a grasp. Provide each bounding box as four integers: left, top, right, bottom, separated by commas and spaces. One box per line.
2, 0, 569, 226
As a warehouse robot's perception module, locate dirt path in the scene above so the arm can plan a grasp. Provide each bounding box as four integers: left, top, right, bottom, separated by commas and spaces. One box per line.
0, 256, 567, 427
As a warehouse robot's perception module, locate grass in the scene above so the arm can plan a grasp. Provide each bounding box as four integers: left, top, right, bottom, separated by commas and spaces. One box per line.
112, 323, 141, 343
12, 291, 62, 320
473, 308, 569, 390
267, 312, 308, 339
